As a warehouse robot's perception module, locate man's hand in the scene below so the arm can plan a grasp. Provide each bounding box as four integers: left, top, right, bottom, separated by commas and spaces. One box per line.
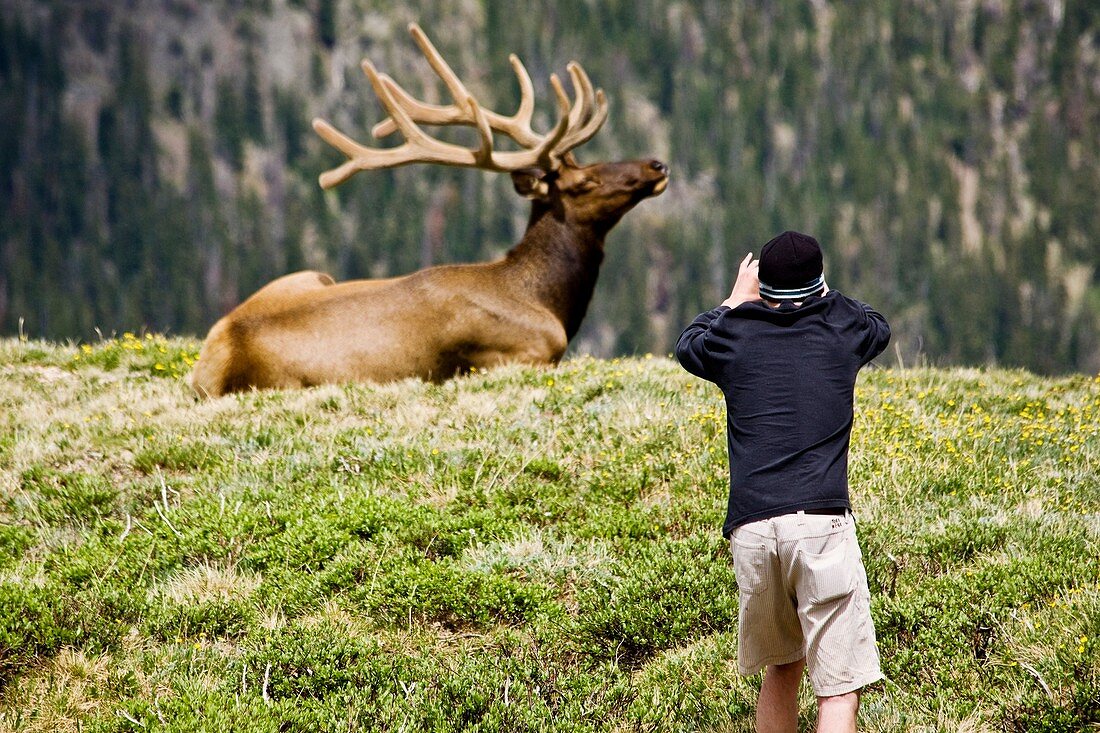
721, 253, 760, 308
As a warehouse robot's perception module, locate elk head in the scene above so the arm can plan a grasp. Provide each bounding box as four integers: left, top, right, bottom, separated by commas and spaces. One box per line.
511, 158, 670, 234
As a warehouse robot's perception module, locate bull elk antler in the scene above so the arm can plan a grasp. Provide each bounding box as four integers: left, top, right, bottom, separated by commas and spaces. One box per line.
311, 23, 609, 188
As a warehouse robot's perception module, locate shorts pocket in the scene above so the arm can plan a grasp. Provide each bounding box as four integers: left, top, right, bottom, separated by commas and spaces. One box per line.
801, 538, 856, 605
732, 538, 770, 595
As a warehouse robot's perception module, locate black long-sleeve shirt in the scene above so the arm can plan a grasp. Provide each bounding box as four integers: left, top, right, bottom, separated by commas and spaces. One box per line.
676, 291, 891, 536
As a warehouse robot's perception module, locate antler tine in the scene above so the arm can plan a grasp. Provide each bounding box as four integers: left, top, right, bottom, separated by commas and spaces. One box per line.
546, 61, 608, 157
372, 29, 541, 147
564, 64, 592, 130
506, 54, 537, 141
407, 23, 471, 111
312, 117, 380, 188
467, 96, 497, 169
363, 62, 431, 147
554, 89, 609, 155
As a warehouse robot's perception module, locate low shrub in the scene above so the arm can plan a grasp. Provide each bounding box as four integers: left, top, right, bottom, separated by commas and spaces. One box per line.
572, 534, 738, 666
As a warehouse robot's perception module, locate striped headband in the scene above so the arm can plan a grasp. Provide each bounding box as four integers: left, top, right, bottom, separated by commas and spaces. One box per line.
758, 274, 826, 301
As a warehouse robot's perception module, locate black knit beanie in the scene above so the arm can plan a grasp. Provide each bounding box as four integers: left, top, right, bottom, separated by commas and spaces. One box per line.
758, 231, 825, 301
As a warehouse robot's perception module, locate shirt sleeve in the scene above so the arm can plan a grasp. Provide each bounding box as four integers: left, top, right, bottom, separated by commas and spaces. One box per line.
853, 301, 892, 365
675, 307, 730, 381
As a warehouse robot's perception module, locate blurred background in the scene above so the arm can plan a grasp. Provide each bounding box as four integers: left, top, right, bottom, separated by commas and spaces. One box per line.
1, 0, 1098, 374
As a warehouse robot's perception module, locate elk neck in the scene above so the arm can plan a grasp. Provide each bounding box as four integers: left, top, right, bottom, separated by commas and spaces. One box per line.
503, 205, 606, 341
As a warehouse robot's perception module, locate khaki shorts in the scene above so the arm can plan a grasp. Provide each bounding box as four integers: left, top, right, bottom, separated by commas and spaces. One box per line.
729, 511, 884, 697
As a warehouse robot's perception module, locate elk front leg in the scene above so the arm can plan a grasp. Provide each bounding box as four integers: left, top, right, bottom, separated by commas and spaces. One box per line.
462, 311, 568, 373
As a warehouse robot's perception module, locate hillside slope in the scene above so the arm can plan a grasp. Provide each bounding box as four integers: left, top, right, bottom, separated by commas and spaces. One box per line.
0, 338, 1097, 730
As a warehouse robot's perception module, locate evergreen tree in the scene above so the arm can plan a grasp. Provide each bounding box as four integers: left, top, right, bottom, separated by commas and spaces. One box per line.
215, 77, 248, 171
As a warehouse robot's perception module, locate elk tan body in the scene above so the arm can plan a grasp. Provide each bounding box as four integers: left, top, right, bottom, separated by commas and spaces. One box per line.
191, 24, 668, 397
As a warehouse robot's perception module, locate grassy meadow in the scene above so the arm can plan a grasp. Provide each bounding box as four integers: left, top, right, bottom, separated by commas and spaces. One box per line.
0, 334, 1097, 732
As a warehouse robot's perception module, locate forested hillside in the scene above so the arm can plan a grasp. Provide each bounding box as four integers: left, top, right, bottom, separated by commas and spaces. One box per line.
2, 0, 1099, 373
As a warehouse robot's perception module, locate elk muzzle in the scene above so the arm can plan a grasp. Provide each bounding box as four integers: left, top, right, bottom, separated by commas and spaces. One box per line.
648, 160, 670, 195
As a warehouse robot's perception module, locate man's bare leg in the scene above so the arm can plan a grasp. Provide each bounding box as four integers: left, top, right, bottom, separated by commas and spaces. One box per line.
816, 691, 859, 733
756, 658, 806, 733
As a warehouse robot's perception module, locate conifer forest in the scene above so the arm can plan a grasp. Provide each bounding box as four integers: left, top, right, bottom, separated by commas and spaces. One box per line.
2, 0, 1099, 374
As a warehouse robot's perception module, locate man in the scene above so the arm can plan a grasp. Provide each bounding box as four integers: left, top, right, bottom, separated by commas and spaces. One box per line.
675, 231, 890, 733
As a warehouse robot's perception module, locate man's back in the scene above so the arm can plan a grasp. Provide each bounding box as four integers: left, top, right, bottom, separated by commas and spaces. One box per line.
676, 291, 890, 535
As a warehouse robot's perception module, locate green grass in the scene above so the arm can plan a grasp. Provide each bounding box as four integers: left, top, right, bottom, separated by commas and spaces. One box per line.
0, 335, 1097, 732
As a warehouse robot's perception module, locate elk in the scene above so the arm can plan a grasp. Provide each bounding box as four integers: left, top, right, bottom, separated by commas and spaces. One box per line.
190, 24, 669, 397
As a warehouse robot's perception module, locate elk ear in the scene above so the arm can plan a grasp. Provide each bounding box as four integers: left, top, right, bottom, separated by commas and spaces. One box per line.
511, 169, 551, 200
561, 175, 599, 194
